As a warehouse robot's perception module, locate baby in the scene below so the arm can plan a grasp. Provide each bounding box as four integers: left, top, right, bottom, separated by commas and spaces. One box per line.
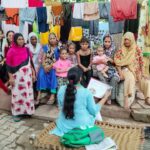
92, 46, 109, 78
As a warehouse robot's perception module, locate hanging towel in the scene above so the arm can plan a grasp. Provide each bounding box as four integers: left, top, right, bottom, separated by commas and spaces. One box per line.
28, 0, 43, 7
37, 7, 49, 32
19, 8, 36, 33
111, 0, 137, 21
5, 8, 19, 26
46, 6, 53, 25
83, 2, 99, 21
73, 3, 84, 19
1, 0, 28, 8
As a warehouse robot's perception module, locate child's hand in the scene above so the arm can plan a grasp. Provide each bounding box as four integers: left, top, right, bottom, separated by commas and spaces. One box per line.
88, 66, 91, 70
83, 68, 88, 72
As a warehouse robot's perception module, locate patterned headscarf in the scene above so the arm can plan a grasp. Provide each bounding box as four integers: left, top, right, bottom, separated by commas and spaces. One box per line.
114, 32, 139, 77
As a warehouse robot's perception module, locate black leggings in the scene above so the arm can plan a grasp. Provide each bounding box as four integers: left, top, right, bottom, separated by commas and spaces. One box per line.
81, 70, 92, 87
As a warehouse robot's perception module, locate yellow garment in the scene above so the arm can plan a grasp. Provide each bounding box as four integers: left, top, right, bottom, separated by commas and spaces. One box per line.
40, 32, 49, 45
50, 25, 60, 40
140, 78, 150, 98
68, 27, 83, 41
45, 0, 61, 6
139, 56, 150, 99
143, 56, 150, 77
122, 69, 136, 97
114, 32, 137, 77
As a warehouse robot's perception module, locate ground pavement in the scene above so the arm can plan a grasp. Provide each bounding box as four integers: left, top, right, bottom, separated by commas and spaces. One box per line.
0, 109, 150, 150
1, 89, 150, 149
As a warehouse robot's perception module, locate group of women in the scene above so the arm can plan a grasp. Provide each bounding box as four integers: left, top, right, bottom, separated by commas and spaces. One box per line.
0, 29, 150, 122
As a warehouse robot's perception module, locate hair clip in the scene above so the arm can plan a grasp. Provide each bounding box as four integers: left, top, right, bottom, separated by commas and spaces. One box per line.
69, 80, 73, 84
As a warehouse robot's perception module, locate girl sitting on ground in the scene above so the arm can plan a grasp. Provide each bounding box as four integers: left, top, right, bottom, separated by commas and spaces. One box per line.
50, 67, 111, 136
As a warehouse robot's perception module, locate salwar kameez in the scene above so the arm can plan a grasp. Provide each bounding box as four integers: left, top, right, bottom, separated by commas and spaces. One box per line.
11, 60, 35, 116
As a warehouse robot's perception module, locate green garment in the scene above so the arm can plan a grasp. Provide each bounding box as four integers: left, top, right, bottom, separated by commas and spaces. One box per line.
60, 125, 105, 148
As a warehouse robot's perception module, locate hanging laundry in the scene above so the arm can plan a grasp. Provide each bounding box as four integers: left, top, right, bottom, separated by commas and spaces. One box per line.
89, 20, 99, 36
37, 7, 49, 33
1, 21, 19, 36
46, 6, 53, 25
0, 7, 7, 21
19, 8, 36, 33
1, 0, 28, 8
111, 0, 137, 21
52, 5, 64, 26
99, 2, 124, 34
60, 3, 72, 42
28, 0, 43, 7
45, 0, 61, 6
124, 4, 141, 34
137, 0, 149, 51
5, 8, 19, 26
83, 2, 99, 21
73, 3, 84, 19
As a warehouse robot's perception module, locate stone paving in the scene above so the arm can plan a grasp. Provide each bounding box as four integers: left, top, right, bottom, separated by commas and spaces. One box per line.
0, 111, 46, 150
0, 109, 150, 150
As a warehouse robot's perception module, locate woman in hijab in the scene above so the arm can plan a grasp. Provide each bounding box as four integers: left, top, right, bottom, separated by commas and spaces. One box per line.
27, 32, 43, 74
97, 34, 119, 104
6, 33, 35, 122
114, 32, 143, 109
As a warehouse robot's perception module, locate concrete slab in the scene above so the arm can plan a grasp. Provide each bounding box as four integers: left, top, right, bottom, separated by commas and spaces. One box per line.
137, 100, 150, 109
101, 104, 131, 119
33, 105, 59, 121
131, 109, 150, 123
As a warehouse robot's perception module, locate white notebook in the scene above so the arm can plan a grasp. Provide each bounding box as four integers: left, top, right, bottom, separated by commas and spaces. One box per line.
87, 78, 112, 99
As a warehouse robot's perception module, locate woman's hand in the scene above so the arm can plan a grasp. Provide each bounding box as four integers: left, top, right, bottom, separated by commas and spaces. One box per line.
44, 65, 52, 73
9, 77, 15, 87
32, 74, 36, 82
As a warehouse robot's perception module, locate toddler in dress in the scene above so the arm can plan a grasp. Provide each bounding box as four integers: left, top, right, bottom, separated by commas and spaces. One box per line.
92, 46, 109, 78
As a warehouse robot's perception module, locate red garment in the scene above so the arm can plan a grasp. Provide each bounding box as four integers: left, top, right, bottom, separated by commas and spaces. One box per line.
28, 0, 43, 7
111, 0, 137, 21
0, 79, 8, 94
5, 8, 19, 26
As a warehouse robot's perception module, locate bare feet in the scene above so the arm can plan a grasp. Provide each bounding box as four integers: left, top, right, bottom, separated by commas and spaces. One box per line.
102, 72, 108, 78
106, 100, 111, 105
145, 97, 150, 106
47, 94, 55, 105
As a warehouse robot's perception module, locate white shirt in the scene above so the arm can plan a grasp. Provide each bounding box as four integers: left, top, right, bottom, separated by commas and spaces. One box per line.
1, 0, 28, 8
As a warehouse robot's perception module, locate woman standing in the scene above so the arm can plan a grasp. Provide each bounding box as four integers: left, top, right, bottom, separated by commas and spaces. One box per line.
6, 33, 35, 121
114, 32, 143, 109
3, 30, 14, 58
27, 32, 43, 74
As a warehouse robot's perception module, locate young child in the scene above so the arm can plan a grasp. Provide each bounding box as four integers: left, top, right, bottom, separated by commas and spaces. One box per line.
67, 42, 77, 67
77, 38, 92, 87
53, 48, 72, 89
92, 46, 109, 78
